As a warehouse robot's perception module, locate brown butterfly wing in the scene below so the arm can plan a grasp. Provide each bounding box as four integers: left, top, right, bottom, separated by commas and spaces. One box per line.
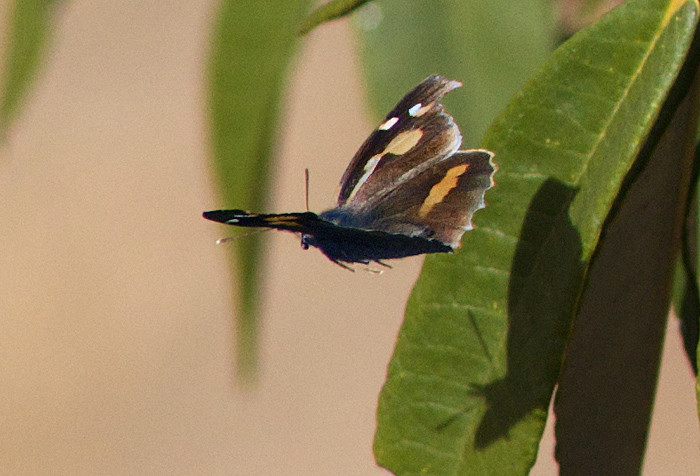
337, 75, 463, 209
357, 150, 496, 248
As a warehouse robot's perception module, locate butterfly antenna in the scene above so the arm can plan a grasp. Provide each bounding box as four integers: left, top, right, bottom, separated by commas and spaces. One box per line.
215, 228, 269, 244
305, 168, 310, 212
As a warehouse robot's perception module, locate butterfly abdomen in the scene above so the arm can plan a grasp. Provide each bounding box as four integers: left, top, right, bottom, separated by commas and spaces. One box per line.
304, 223, 452, 263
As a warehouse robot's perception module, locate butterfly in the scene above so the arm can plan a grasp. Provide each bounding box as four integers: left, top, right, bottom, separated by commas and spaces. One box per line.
203, 74, 496, 271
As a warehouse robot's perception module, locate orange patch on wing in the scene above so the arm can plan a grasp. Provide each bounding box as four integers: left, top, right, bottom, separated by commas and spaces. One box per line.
418, 163, 470, 217
346, 129, 424, 201
384, 129, 423, 156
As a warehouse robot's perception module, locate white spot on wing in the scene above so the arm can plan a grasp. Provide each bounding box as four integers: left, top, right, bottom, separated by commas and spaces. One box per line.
378, 117, 399, 130
408, 102, 433, 117
408, 103, 422, 116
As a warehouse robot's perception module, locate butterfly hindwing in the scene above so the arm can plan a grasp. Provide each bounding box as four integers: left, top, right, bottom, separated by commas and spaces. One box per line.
365, 150, 495, 247
337, 75, 464, 209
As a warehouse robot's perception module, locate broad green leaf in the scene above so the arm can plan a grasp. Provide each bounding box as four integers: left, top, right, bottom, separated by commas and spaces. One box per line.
354, 0, 555, 143
0, 0, 59, 139
374, 0, 698, 474
299, 0, 372, 36
554, 83, 700, 472
208, 0, 310, 383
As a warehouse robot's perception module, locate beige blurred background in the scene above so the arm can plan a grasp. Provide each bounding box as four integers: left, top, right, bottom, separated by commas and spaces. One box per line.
0, 2, 698, 475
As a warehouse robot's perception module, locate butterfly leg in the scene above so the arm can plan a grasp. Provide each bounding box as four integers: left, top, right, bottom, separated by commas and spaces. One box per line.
375, 260, 392, 269
331, 259, 356, 272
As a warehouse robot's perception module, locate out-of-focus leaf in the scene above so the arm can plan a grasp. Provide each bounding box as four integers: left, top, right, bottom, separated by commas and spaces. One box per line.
354, 0, 555, 143
0, 0, 59, 139
672, 144, 699, 373
208, 0, 311, 383
299, 0, 372, 36
559, 0, 625, 36
373, 0, 698, 474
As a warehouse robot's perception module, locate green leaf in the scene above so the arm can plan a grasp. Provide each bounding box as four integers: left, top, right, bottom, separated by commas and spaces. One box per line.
354, 0, 555, 143
553, 77, 700, 472
374, 0, 699, 474
0, 0, 59, 139
207, 0, 311, 383
299, 0, 372, 36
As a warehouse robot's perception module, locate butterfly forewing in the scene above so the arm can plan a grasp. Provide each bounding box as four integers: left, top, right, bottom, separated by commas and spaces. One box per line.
337, 75, 463, 209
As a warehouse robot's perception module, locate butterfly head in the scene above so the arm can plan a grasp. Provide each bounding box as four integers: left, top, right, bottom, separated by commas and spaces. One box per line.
300, 233, 314, 250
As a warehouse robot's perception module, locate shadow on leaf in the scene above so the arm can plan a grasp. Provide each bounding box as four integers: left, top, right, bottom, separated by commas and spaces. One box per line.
473, 178, 583, 448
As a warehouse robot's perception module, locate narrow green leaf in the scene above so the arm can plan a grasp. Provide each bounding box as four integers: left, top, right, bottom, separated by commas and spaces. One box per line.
354, 0, 555, 143
299, 0, 372, 36
0, 0, 59, 139
208, 0, 311, 383
374, 0, 698, 474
